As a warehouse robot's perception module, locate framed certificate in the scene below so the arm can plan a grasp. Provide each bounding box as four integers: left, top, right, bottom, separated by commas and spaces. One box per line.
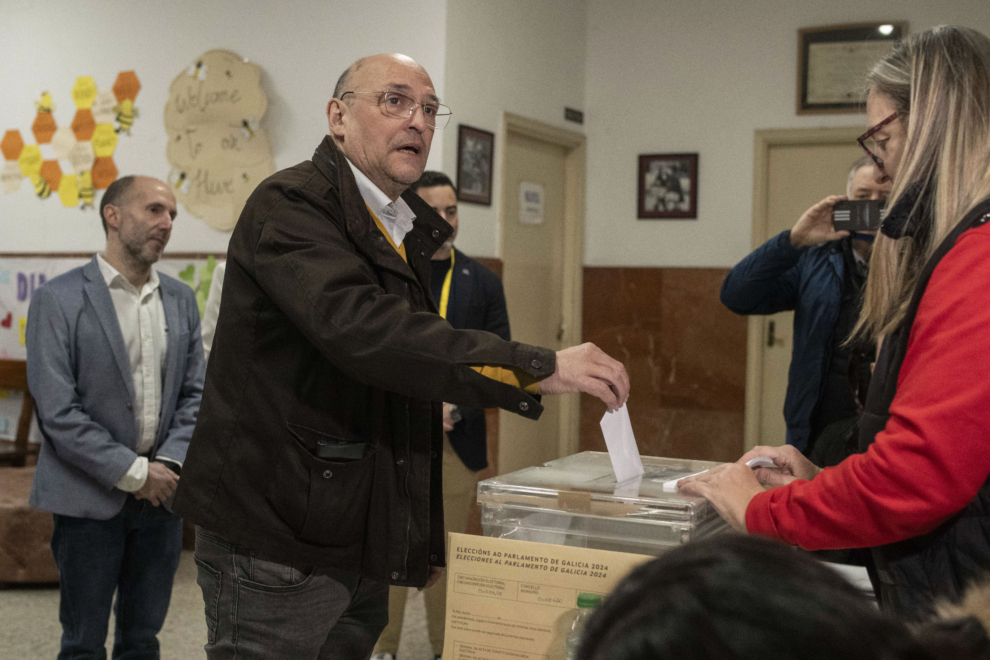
797, 22, 907, 115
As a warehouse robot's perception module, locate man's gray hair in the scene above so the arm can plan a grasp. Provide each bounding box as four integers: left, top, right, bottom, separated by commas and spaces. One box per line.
333, 60, 365, 100
846, 155, 875, 196
99, 175, 139, 235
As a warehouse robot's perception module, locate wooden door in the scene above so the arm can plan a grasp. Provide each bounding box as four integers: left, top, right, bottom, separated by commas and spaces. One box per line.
499, 130, 568, 474
750, 136, 863, 447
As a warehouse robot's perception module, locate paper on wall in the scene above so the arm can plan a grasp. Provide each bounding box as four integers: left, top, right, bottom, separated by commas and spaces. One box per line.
519, 181, 545, 225
163, 49, 275, 232
599, 403, 644, 483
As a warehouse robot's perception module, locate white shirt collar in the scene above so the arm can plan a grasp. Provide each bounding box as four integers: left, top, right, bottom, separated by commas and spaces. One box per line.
344, 157, 417, 246
97, 253, 160, 296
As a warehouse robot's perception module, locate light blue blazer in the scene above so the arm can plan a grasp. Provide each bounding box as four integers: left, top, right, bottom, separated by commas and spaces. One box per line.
27, 256, 204, 519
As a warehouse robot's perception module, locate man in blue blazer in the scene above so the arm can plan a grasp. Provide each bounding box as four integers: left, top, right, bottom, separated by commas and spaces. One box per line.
373, 171, 512, 660
26, 175, 204, 659
720, 158, 888, 461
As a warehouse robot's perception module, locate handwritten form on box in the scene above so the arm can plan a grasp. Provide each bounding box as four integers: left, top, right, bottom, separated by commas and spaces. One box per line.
600, 404, 644, 483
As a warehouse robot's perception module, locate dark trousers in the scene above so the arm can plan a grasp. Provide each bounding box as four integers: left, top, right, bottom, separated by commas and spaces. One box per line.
193, 527, 389, 660
51, 497, 183, 660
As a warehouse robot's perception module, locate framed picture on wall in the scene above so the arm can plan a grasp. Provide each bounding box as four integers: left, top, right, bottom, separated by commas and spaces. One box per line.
797, 22, 907, 115
456, 124, 494, 205
637, 153, 698, 219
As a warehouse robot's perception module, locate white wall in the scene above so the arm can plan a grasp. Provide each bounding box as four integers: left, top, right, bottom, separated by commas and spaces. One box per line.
442, 0, 587, 258
7, 1, 988, 264
0, 0, 447, 253
584, 0, 990, 268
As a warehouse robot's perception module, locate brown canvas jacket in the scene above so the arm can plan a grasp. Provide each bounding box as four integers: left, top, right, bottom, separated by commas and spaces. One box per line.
172, 136, 554, 586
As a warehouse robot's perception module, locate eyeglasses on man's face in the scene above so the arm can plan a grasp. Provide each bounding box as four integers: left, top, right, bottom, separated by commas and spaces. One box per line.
339, 90, 452, 130
857, 112, 899, 169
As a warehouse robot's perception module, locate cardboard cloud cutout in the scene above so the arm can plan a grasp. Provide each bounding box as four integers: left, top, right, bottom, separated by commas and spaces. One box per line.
164, 49, 275, 231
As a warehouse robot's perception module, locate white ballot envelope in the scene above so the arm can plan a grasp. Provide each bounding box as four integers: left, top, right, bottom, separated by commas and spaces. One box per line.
599, 403, 644, 483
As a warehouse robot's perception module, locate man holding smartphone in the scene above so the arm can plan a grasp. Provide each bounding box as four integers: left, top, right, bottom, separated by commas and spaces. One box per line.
720, 156, 889, 464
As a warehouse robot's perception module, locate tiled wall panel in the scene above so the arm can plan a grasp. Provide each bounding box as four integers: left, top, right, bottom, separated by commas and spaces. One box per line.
579, 267, 747, 462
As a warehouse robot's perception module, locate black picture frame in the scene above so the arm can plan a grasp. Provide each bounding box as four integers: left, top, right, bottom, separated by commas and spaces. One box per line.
456, 124, 494, 206
797, 22, 907, 115
638, 153, 698, 220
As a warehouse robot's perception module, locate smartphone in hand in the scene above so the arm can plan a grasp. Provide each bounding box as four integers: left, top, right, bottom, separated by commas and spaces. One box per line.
833, 199, 885, 232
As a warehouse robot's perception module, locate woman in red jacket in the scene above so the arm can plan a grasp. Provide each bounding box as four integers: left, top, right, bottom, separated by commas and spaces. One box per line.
680, 25, 990, 617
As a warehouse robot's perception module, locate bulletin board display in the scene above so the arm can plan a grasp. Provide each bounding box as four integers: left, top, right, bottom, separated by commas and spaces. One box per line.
0, 253, 223, 441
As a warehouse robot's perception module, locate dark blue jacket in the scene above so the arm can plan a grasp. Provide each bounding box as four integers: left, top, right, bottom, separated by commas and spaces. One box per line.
442, 249, 511, 471
720, 231, 845, 452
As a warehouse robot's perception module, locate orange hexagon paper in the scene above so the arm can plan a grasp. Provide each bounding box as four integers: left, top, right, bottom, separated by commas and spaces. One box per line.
91, 156, 117, 189
1, 130, 25, 160
39, 160, 62, 191
71, 76, 98, 109
71, 109, 96, 140
113, 71, 140, 103
32, 112, 57, 143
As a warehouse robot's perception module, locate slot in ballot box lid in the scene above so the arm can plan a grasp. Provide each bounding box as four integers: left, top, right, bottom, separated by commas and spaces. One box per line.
478, 452, 728, 555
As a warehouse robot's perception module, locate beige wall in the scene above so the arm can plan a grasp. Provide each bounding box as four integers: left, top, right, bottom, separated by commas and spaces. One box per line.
442, 0, 587, 258
583, 0, 990, 268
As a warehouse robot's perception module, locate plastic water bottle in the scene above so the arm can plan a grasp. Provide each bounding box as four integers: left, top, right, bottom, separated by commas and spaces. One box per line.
564, 593, 602, 660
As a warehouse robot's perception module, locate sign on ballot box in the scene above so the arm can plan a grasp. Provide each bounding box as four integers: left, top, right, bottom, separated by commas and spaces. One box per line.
442, 533, 653, 660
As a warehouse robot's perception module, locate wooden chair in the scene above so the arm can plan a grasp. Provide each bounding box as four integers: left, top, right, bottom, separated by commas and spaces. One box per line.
0, 360, 38, 468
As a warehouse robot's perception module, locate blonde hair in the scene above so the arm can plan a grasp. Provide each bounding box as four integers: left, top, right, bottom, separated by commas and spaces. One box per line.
854, 26, 990, 341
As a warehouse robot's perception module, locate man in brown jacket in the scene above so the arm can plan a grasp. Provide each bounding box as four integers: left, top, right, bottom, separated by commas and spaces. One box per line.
173, 53, 628, 660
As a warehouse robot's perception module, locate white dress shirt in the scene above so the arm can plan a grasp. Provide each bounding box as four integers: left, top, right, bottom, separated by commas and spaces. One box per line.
200, 260, 226, 360
96, 254, 169, 492
345, 157, 417, 246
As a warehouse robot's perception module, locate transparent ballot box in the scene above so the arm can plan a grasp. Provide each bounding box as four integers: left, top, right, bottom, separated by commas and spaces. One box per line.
478, 451, 729, 556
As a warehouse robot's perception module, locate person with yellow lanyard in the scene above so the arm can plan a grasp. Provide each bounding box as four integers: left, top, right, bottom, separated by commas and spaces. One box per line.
372, 171, 511, 660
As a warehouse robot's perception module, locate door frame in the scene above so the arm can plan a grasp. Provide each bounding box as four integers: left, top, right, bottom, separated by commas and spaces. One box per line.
745, 126, 864, 451
499, 112, 586, 461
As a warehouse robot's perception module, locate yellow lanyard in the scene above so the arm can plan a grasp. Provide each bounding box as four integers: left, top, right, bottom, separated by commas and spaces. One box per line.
366, 203, 407, 262
438, 251, 455, 319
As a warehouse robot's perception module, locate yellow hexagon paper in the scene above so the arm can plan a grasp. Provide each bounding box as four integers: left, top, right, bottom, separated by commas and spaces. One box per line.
78, 171, 95, 208
18, 144, 43, 177
59, 173, 79, 207
72, 76, 98, 109
91, 124, 118, 157
1, 161, 23, 193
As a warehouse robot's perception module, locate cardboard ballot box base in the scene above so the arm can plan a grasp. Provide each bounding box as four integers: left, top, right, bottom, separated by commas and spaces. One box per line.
442, 533, 653, 660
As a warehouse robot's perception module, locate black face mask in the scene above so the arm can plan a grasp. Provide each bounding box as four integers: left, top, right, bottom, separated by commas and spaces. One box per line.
881, 179, 936, 239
